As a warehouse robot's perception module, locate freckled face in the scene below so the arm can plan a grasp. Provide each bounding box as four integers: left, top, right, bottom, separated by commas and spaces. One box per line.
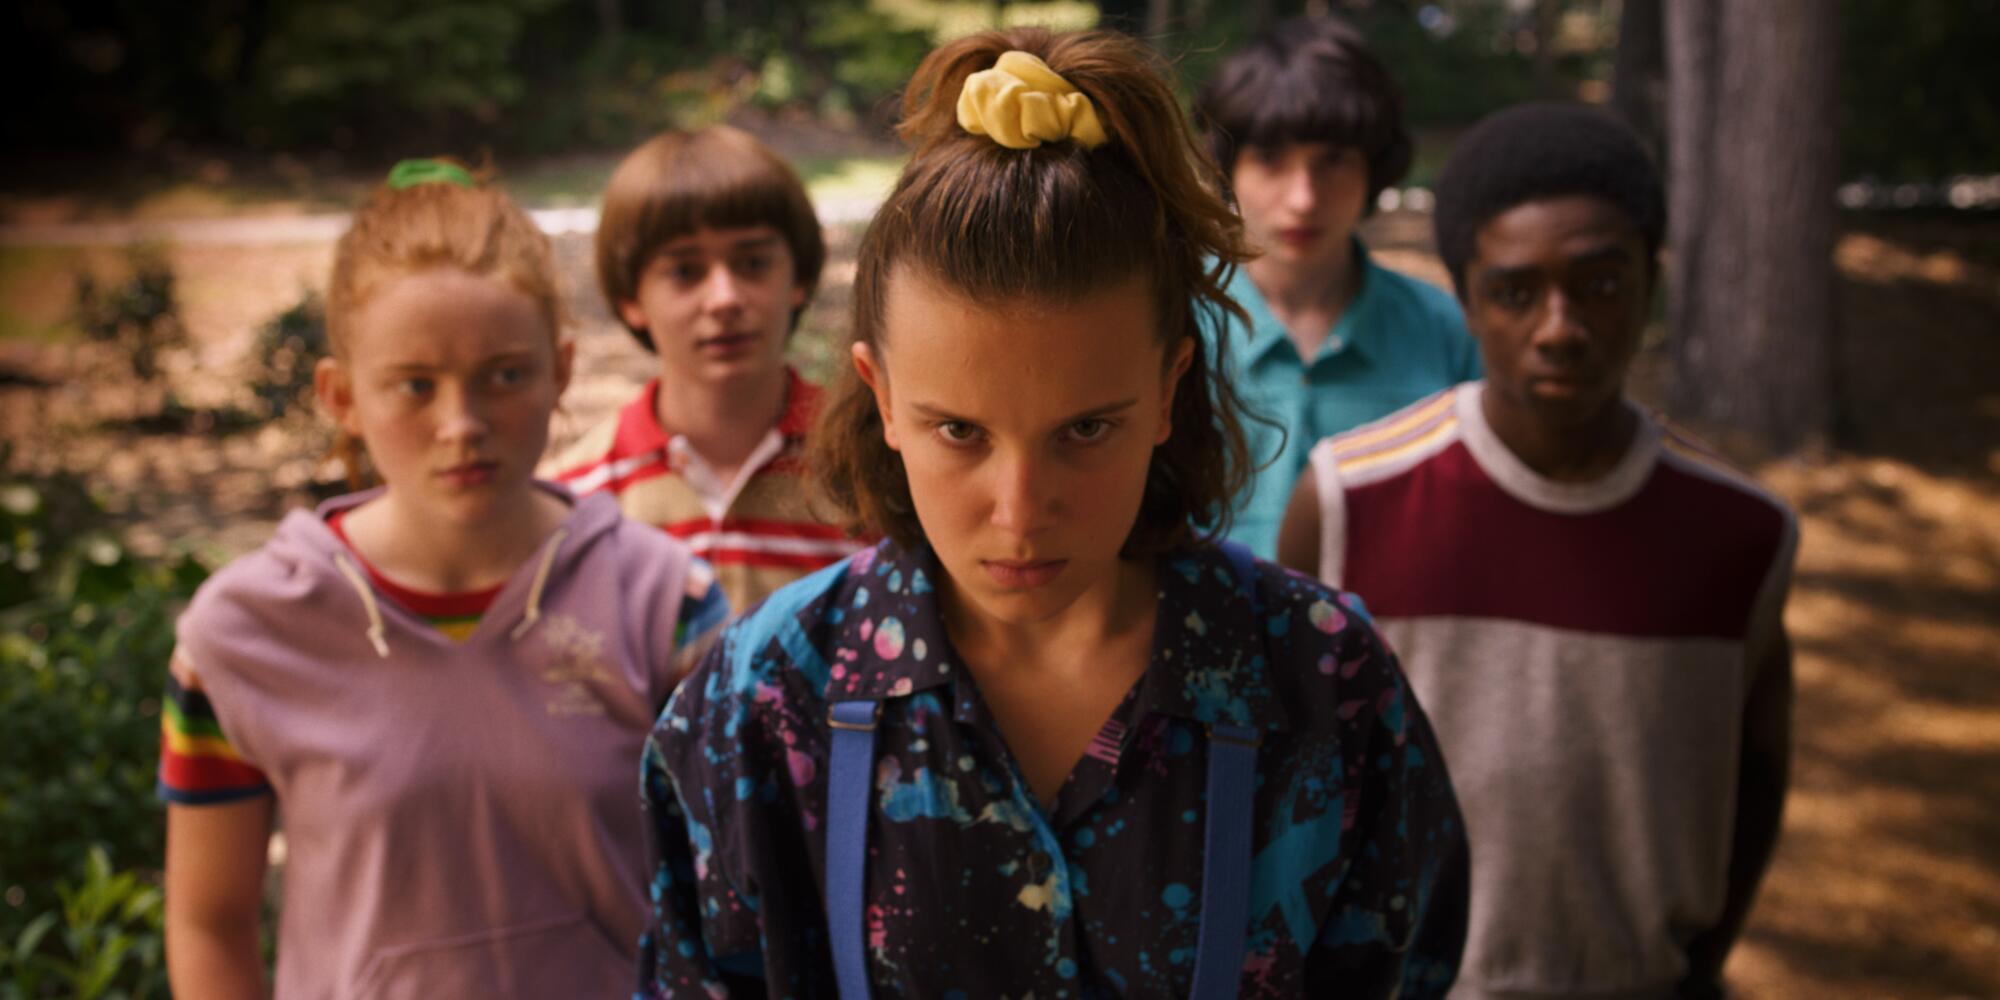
855, 267, 1193, 626
317, 267, 569, 525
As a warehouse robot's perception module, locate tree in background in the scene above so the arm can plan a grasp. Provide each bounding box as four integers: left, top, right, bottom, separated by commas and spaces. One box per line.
1610, 0, 1664, 158
1664, 0, 1840, 455
1837, 0, 2000, 182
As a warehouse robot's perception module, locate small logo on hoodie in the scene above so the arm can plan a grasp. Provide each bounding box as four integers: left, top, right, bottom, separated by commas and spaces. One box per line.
536, 614, 612, 716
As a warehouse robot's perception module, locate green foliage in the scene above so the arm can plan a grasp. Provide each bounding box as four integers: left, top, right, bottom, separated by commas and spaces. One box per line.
1367, 4, 1548, 129
248, 290, 328, 421
71, 249, 183, 385
1, 849, 166, 1000
808, 5, 936, 124
1840, 0, 2000, 182
10, 0, 952, 155
1170, 3, 1552, 136
0, 456, 206, 997
242, 0, 562, 147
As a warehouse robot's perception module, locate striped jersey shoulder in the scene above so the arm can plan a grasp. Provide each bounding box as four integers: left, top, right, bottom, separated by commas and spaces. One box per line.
547, 415, 628, 488
1323, 386, 1464, 484
548, 414, 669, 497
1655, 418, 1796, 519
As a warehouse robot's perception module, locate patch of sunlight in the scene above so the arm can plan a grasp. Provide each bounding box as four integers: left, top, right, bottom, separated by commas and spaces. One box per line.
0, 246, 90, 342
873, 0, 1099, 41
800, 155, 906, 205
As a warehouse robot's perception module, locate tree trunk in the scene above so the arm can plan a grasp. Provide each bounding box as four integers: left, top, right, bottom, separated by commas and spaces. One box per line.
1665, 0, 1840, 455
1612, 0, 1666, 158
1146, 0, 1174, 42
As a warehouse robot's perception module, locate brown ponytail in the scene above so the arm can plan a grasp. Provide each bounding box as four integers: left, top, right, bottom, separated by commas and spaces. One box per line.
812, 27, 1261, 555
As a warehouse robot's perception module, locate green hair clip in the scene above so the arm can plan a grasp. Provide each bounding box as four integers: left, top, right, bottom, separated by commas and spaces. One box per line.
386, 158, 477, 191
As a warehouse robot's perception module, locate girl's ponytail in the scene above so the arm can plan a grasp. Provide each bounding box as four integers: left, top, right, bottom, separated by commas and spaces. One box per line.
812, 28, 1267, 555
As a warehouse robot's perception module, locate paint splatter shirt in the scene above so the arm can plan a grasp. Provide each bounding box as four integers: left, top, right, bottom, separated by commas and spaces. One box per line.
641, 539, 1468, 998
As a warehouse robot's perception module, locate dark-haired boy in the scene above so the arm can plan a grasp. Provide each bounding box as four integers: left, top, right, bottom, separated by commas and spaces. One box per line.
1197, 15, 1481, 557
549, 126, 861, 612
1278, 103, 1795, 999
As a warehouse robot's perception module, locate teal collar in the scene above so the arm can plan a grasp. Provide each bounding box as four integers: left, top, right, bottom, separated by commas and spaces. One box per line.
1230, 237, 1384, 368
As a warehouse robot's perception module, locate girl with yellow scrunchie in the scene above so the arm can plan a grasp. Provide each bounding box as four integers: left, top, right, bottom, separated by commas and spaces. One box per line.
638, 27, 1468, 999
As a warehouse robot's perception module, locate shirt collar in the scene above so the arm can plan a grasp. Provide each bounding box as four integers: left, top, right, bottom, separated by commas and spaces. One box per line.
774, 368, 822, 440
1228, 237, 1386, 368
611, 378, 672, 459
613, 367, 821, 459
824, 540, 1292, 734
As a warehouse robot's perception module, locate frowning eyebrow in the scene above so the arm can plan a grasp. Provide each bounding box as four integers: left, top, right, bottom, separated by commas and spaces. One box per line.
909, 399, 1140, 423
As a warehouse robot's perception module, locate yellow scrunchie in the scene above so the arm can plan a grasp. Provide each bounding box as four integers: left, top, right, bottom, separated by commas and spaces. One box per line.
956, 51, 1108, 150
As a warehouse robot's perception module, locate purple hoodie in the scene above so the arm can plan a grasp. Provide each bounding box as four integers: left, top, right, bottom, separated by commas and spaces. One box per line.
175, 485, 698, 998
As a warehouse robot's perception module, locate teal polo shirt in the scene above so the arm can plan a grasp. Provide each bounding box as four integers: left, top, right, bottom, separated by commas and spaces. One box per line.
1212, 240, 1481, 557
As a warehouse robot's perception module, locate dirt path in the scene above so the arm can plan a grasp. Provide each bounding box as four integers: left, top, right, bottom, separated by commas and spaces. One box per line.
2, 209, 1995, 999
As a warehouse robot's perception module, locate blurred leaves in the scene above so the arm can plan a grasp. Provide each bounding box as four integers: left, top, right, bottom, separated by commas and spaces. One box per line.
71, 248, 182, 386
247, 289, 326, 422
0, 451, 204, 999
1, 849, 167, 1000
1839, 0, 2000, 182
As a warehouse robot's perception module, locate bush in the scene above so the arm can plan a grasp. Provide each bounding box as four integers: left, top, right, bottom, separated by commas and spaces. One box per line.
240, 0, 564, 148
808, 5, 935, 127
0, 456, 205, 998
1, 849, 166, 1000
247, 290, 328, 422
71, 249, 184, 386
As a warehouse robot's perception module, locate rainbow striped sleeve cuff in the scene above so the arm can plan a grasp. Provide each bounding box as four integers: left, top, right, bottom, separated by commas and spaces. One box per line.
158, 670, 271, 805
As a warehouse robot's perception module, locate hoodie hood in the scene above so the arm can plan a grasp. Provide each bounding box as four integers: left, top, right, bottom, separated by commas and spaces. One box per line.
259, 480, 626, 659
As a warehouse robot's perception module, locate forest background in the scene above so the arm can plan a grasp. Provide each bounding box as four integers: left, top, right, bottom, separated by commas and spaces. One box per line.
1, 1, 1996, 997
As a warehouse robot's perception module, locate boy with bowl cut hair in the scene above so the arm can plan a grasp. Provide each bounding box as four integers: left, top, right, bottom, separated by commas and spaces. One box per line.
1279, 102, 1796, 1000
1197, 14, 1481, 558
551, 125, 861, 612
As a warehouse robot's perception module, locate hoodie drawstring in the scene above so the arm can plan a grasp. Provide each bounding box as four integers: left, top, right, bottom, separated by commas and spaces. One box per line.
333, 552, 392, 659
509, 527, 567, 641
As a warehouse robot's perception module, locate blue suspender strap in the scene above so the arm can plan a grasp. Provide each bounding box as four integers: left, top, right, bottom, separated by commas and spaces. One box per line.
1193, 723, 1259, 999
1189, 540, 1263, 1000
826, 699, 882, 1000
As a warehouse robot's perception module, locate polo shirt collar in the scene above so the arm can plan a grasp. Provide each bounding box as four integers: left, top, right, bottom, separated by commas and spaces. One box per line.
1230, 237, 1388, 368
612, 366, 820, 459
774, 367, 822, 439
825, 541, 1291, 735
610, 378, 672, 459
